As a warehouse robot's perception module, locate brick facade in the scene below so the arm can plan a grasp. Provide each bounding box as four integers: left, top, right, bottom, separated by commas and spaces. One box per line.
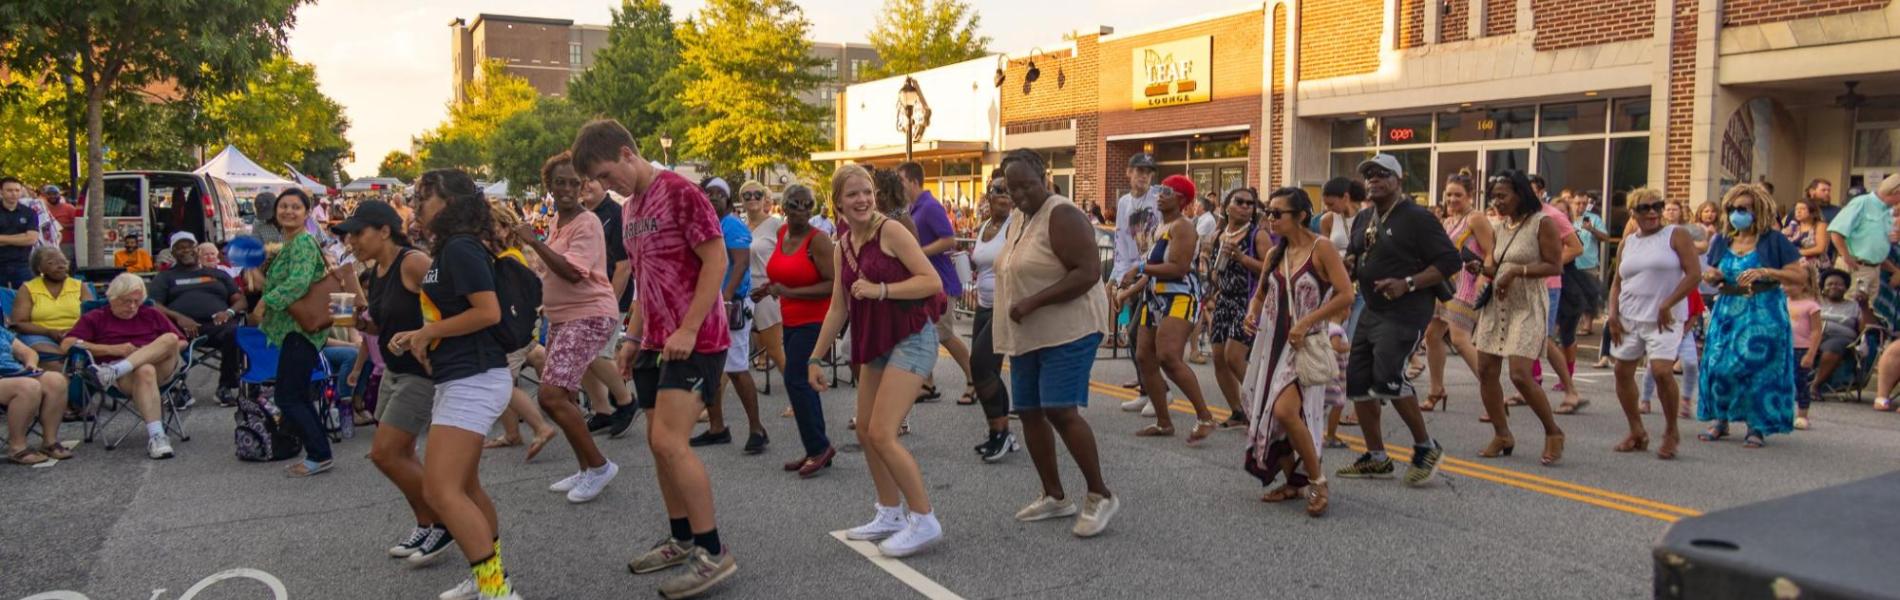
1300, 0, 1384, 79
1002, 35, 1103, 204
1723, 0, 1889, 27
1098, 10, 1267, 200
1270, 4, 1288, 189
1532, 0, 1655, 51
1665, 0, 1697, 202
1443, 0, 1472, 43
1400, 0, 1427, 49
1485, 0, 1517, 37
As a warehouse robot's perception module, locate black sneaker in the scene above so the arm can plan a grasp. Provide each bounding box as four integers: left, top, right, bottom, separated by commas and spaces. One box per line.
608, 405, 640, 439
742, 431, 769, 455
978, 431, 1018, 463
1334, 452, 1396, 479
404, 527, 454, 566
216, 389, 240, 408
689, 429, 733, 447
1405, 442, 1444, 487
587, 413, 614, 434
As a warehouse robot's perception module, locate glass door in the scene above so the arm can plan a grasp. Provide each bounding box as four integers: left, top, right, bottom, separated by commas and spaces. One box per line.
1433, 143, 1531, 208
1217, 166, 1247, 195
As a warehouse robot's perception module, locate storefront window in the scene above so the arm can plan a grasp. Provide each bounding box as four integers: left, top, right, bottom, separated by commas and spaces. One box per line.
1048, 149, 1075, 169
1333, 118, 1377, 148
1380, 114, 1434, 145
1537, 139, 1605, 199
1608, 137, 1650, 234
1612, 98, 1650, 133
1389, 149, 1431, 199
1438, 106, 1535, 143
1854, 128, 1900, 168
1540, 101, 1608, 137
1191, 137, 1249, 160
1330, 151, 1374, 181
1151, 141, 1189, 163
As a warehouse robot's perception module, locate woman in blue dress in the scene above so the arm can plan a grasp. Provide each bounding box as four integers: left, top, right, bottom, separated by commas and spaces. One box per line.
1697, 183, 1808, 448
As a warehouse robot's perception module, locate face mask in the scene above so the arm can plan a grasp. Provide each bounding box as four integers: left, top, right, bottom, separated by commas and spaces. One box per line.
1728, 210, 1754, 230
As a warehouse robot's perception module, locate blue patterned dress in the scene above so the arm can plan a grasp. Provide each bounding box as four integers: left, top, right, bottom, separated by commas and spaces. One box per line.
1698, 249, 1797, 436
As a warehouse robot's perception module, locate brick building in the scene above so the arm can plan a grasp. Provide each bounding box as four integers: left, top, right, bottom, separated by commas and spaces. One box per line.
449, 14, 609, 102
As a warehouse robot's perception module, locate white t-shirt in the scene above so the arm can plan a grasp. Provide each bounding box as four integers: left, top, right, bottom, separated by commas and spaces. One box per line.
747, 215, 782, 287
1195, 212, 1218, 249
971, 214, 1012, 309
1112, 187, 1159, 281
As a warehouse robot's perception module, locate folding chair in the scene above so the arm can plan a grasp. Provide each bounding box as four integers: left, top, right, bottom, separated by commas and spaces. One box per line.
69, 337, 200, 451
235, 327, 340, 442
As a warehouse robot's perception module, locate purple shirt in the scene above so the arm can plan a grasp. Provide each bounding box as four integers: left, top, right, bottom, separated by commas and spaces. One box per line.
907, 190, 962, 296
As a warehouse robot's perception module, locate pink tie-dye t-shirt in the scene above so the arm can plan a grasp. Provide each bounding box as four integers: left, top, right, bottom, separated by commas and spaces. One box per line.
623, 170, 731, 354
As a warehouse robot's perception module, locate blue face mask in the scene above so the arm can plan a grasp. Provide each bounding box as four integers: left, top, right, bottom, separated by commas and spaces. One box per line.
1728, 210, 1754, 230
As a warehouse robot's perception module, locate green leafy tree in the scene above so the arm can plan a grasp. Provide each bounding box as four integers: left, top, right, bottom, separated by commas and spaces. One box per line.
567, 0, 682, 157
202, 56, 352, 178
0, 0, 307, 264
414, 131, 488, 177
0, 72, 74, 185
675, 0, 829, 174
488, 98, 588, 190
862, 0, 990, 79
377, 151, 419, 182
415, 60, 538, 178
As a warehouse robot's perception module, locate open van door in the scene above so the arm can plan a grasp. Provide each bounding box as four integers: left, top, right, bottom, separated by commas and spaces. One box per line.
75, 174, 150, 269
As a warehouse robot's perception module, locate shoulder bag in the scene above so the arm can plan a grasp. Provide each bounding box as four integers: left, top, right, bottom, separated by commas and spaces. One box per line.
1283, 248, 1338, 387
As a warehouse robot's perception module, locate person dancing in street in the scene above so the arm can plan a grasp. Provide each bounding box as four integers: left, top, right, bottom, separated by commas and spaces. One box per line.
1241, 187, 1353, 517
692, 178, 768, 454
808, 164, 948, 557
1123, 175, 1217, 443
576, 120, 737, 598
1205, 187, 1273, 430
968, 167, 1019, 462
759, 184, 837, 478
740, 181, 789, 412
992, 150, 1120, 536
1698, 183, 1805, 449
1423, 172, 1492, 413
1604, 188, 1700, 460
1470, 171, 1567, 466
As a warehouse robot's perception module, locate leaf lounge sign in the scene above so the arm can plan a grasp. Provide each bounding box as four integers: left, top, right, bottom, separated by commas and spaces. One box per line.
1134, 36, 1212, 111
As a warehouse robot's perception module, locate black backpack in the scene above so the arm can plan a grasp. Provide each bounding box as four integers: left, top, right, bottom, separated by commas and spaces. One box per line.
491, 253, 543, 351
233, 384, 300, 462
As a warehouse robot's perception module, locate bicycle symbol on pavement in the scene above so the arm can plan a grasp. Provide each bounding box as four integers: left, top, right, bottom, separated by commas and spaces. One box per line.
19, 568, 288, 600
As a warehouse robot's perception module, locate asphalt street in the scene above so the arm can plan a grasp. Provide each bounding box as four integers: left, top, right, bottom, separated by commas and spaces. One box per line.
6, 325, 1900, 600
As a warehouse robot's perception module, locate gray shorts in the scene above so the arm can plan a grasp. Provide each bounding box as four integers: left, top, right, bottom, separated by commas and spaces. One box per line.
375, 371, 435, 435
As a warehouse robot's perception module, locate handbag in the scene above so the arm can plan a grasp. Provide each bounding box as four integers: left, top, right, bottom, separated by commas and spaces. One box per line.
286, 270, 345, 333
1280, 249, 1337, 387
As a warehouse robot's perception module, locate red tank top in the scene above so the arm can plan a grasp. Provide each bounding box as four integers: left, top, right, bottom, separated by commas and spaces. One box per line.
767, 227, 832, 327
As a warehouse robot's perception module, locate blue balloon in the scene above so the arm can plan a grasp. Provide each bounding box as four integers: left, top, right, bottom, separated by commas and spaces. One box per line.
227, 235, 266, 269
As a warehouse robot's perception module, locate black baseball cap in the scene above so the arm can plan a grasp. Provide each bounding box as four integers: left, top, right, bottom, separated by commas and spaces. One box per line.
1128, 153, 1157, 170
331, 200, 402, 236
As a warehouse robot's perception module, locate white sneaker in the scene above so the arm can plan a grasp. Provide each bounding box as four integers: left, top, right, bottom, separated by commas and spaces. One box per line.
845, 505, 907, 541
1120, 397, 1147, 412
387, 526, 429, 558
89, 362, 122, 390
566, 461, 618, 503
147, 435, 175, 460
549, 470, 587, 493
1141, 403, 1156, 417
1014, 495, 1078, 522
877, 512, 942, 558
438, 578, 516, 600
1072, 493, 1120, 538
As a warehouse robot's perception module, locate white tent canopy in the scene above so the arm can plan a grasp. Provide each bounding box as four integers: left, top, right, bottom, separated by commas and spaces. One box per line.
482, 179, 510, 199
283, 164, 329, 194
339, 177, 406, 193
194, 145, 296, 191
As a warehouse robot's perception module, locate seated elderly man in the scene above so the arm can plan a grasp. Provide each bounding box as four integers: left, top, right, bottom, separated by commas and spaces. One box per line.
150, 232, 245, 405
0, 321, 72, 465
61, 273, 184, 460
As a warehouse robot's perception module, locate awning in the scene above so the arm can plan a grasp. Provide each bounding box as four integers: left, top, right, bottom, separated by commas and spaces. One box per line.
811, 140, 988, 163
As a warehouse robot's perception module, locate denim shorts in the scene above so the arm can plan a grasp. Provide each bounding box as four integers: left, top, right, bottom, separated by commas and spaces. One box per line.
430, 367, 512, 435
869, 321, 938, 378
1011, 333, 1102, 412
18, 334, 58, 350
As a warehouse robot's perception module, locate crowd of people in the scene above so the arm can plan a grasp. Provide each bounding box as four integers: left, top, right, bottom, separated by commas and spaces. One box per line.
11, 112, 1900, 600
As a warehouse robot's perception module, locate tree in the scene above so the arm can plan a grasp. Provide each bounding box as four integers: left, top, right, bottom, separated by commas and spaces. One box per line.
202, 56, 352, 178
0, 0, 307, 264
862, 0, 990, 79
414, 131, 488, 177
0, 72, 73, 185
377, 151, 419, 182
567, 0, 683, 157
415, 60, 538, 178
675, 0, 829, 174
488, 98, 588, 191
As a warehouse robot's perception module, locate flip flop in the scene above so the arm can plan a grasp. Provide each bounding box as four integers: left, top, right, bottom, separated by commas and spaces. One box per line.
8, 448, 48, 465
1135, 425, 1175, 437
524, 430, 557, 462
484, 437, 523, 449
38, 443, 73, 461
957, 390, 977, 406
286, 459, 333, 478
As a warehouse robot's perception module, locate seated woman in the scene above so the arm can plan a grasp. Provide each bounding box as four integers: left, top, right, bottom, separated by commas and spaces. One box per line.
1, 322, 73, 465
61, 273, 184, 460
1811, 269, 1868, 396
11, 246, 96, 370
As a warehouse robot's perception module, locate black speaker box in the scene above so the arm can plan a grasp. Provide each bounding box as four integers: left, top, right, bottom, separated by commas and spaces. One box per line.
1654, 471, 1900, 599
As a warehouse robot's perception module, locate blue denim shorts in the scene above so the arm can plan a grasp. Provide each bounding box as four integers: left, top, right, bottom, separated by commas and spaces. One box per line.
18, 334, 58, 349
869, 321, 938, 378
1545, 288, 1561, 332
1010, 333, 1102, 412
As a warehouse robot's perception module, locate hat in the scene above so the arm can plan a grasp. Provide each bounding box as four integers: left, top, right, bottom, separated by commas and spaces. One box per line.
1160, 174, 1196, 201
39, 185, 59, 195
168, 231, 197, 246
330, 200, 402, 237
1128, 153, 1157, 170
704, 178, 731, 196
1355, 154, 1404, 179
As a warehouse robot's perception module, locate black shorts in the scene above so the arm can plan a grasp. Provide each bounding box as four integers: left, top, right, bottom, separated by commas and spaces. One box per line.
631, 349, 726, 409
1346, 309, 1426, 401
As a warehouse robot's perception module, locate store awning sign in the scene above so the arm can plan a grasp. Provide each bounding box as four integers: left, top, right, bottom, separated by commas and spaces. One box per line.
1134, 35, 1212, 111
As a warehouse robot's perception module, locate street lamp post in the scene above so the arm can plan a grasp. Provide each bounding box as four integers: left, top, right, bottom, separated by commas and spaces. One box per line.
896, 76, 930, 163
658, 134, 674, 170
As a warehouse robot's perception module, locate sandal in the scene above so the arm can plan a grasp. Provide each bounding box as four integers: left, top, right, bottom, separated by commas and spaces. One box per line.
1506, 395, 1527, 407
1324, 437, 1349, 449
1305, 479, 1330, 517
1697, 423, 1730, 442
524, 430, 557, 462
483, 436, 523, 449
285, 459, 334, 478
1135, 424, 1175, 437
1876, 397, 1897, 412
1554, 399, 1588, 415
957, 390, 976, 406
1639, 400, 1651, 414
916, 384, 942, 403
1613, 433, 1649, 453
38, 443, 73, 461
8, 447, 48, 465
1742, 432, 1766, 449
1541, 434, 1566, 466
1218, 414, 1249, 430
1186, 419, 1217, 445
1657, 432, 1680, 460
1260, 485, 1304, 503
1339, 413, 1360, 426
1421, 392, 1447, 412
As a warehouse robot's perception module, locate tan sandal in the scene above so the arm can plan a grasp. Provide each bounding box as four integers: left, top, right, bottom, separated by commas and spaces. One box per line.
1135, 424, 1175, 437
38, 443, 73, 461
8, 447, 48, 465
1261, 485, 1304, 503
1305, 479, 1330, 517
1186, 419, 1217, 445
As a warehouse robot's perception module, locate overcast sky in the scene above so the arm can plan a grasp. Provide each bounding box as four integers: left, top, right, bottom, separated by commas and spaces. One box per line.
285, 0, 1243, 175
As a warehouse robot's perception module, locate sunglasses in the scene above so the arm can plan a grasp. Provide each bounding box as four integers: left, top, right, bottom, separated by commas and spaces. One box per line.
1361, 168, 1396, 180
1632, 201, 1666, 214
1232, 199, 1258, 208
1261, 209, 1291, 220
742, 191, 766, 201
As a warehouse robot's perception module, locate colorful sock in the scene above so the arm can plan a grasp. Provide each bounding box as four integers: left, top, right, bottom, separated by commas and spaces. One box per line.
694, 528, 722, 555
670, 517, 693, 543
470, 540, 510, 598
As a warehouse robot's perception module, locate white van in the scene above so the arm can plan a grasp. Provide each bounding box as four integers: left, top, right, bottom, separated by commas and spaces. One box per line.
74, 171, 249, 270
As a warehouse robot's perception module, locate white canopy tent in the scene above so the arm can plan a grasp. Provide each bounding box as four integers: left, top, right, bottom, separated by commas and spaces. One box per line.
339, 177, 407, 193
482, 179, 510, 199
283, 164, 331, 195
194, 145, 296, 193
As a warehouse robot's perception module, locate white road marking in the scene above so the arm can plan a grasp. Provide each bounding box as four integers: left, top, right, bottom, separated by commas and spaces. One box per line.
829, 530, 966, 600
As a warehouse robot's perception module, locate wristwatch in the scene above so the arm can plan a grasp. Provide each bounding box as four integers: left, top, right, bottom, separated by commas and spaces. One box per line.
1405, 276, 1417, 293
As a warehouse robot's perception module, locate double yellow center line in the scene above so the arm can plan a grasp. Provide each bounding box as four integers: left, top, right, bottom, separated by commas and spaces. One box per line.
1083, 380, 1704, 523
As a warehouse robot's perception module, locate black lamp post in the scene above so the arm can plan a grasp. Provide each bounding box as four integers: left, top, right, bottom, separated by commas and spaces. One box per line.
896, 76, 930, 162
659, 134, 673, 169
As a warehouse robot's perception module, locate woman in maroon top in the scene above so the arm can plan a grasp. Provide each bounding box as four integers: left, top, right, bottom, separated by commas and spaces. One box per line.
758, 184, 837, 478
808, 164, 948, 558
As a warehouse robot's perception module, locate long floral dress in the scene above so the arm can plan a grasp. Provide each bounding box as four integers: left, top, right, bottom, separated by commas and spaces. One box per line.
1241, 251, 1332, 487
1698, 247, 1797, 436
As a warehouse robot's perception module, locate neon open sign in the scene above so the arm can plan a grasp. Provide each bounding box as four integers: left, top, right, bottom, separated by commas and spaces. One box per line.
1387, 127, 1417, 142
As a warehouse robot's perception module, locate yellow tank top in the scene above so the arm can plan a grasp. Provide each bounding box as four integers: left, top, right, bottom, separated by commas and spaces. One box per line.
23, 276, 82, 331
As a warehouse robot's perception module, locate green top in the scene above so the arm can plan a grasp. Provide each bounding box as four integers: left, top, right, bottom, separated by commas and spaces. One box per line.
260, 232, 329, 348
1826, 192, 1895, 265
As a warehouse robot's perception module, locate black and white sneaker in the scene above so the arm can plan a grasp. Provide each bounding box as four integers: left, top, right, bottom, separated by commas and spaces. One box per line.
587, 412, 614, 434
405, 527, 454, 566
387, 526, 430, 558
608, 404, 640, 438
978, 431, 1018, 463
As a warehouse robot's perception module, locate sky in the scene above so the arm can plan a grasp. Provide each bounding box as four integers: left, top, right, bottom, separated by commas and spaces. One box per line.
285, 0, 1241, 175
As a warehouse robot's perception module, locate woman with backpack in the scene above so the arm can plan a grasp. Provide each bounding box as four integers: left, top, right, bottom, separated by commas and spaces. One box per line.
514, 151, 621, 503
388, 169, 523, 600
257, 187, 335, 478
335, 200, 458, 564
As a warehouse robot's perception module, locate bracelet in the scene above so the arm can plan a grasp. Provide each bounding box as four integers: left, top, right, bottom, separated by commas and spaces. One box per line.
880, 283, 888, 300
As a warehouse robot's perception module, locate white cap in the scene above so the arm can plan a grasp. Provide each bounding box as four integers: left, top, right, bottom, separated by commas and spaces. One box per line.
169, 231, 198, 246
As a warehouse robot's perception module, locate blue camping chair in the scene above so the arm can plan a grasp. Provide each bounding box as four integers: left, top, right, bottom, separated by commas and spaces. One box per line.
236, 326, 342, 441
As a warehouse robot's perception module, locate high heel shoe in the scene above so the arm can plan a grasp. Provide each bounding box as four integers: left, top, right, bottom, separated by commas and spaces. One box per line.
1613, 433, 1649, 453
1422, 392, 1448, 412
1478, 435, 1515, 458
1656, 432, 1679, 460
1541, 434, 1566, 466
